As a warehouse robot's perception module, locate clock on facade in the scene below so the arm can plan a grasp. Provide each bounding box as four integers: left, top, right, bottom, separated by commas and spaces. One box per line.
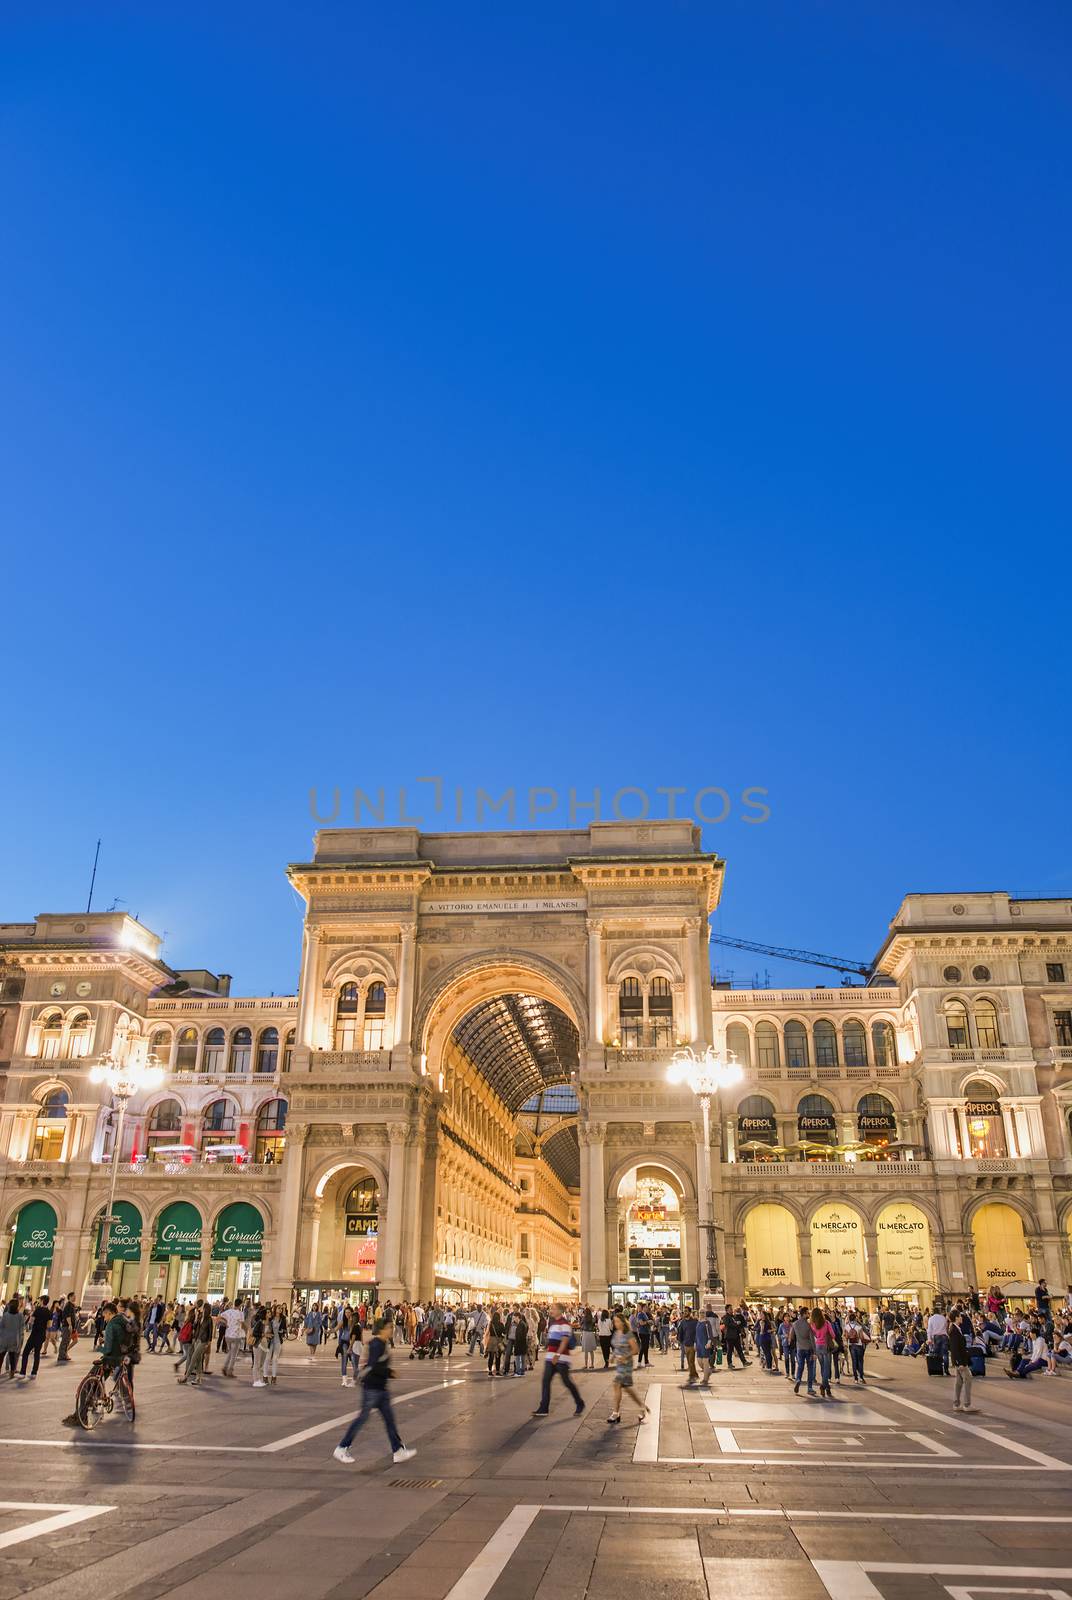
49, 981, 66, 997
76, 981, 92, 997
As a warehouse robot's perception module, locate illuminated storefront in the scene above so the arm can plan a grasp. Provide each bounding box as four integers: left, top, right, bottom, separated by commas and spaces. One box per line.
213, 1201, 264, 1299
744, 1202, 801, 1294
810, 1202, 867, 1289
92, 1199, 143, 1295
875, 1202, 934, 1290
150, 1200, 203, 1301
971, 1201, 1030, 1288
4, 1198, 57, 1297
962, 1084, 1008, 1159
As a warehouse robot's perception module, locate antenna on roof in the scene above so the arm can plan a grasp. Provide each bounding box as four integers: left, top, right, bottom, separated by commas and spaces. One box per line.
86, 839, 101, 914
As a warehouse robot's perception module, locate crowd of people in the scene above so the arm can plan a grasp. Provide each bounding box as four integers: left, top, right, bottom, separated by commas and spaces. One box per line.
2, 1276, 1069, 1458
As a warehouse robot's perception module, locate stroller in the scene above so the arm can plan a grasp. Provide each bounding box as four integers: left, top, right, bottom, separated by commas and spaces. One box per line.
410, 1324, 440, 1360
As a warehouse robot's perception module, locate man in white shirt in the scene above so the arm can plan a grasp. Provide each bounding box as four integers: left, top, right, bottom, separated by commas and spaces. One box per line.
221, 1300, 247, 1377
926, 1308, 949, 1374
532, 1304, 584, 1419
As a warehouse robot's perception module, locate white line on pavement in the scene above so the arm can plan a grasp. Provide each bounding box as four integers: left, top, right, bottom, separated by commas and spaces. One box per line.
632, 1379, 661, 1462
868, 1385, 1071, 1470
261, 1378, 463, 1452
0, 1502, 115, 1553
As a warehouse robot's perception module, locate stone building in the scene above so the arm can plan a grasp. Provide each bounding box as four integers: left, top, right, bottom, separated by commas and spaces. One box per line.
2, 825, 1071, 1308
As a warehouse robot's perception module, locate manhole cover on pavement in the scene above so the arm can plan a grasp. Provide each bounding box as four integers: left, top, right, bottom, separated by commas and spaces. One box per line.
389, 1477, 442, 1489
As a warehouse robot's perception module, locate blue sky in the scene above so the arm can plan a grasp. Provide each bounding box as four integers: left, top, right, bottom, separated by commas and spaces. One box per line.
2, 2, 1069, 994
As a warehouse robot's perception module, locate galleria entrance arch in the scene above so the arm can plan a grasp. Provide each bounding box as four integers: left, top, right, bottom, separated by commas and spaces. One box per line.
268, 820, 723, 1303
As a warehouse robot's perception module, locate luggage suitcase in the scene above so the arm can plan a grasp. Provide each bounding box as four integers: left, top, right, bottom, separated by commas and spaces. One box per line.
969, 1350, 986, 1377
926, 1352, 945, 1376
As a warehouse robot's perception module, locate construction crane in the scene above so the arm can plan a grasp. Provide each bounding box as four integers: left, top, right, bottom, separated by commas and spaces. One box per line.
710, 934, 873, 980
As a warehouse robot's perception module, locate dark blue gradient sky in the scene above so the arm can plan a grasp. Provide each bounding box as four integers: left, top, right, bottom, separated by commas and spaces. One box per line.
2, 3, 1069, 992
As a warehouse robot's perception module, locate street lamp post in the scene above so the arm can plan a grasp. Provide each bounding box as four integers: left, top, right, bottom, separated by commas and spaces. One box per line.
90, 1049, 164, 1284
667, 1045, 743, 1311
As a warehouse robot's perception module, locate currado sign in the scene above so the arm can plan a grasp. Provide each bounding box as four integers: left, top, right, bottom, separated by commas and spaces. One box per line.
213, 1202, 264, 1261
153, 1202, 203, 1260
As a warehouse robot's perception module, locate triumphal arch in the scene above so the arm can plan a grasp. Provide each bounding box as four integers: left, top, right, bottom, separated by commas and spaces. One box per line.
269, 821, 723, 1306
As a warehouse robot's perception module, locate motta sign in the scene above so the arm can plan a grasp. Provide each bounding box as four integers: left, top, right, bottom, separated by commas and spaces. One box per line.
422, 898, 586, 916
761, 1266, 788, 1277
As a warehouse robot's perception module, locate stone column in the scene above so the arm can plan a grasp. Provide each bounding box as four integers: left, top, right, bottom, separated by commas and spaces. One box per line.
862, 1229, 880, 1291
394, 924, 416, 1052
266, 1122, 309, 1297
586, 920, 604, 1044
586, 1123, 607, 1294
296, 927, 320, 1048
379, 1122, 409, 1296
1000, 1103, 1019, 1158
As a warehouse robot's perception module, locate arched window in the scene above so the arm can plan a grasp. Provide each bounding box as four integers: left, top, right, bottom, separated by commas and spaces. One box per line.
256, 1027, 279, 1074
66, 1011, 92, 1059
843, 1020, 868, 1069
201, 1097, 238, 1150
618, 978, 643, 1048
963, 1079, 1007, 1158
797, 1092, 836, 1149
32, 1089, 68, 1160
755, 1022, 780, 1072
335, 983, 360, 1050
857, 1092, 897, 1152
363, 982, 387, 1051
974, 999, 1000, 1050
737, 1093, 778, 1153
282, 1028, 295, 1072
202, 1028, 226, 1074
254, 1098, 288, 1163
945, 1000, 971, 1050
147, 1099, 182, 1136
346, 1175, 379, 1214
814, 1019, 838, 1069
39, 1011, 63, 1061
149, 1030, 172, 1070
785, 1020, 809, 1071
229, 1027, 252, 1074
871, 1020, 896, 1068
176, 1027, 198, 1072
726, 1022, 751, 1069
649, 977, 675, 1046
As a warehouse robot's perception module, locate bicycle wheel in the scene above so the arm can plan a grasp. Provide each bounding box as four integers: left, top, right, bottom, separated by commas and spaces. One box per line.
75, 1375, 105, 1430
116, 1371, 136, 1422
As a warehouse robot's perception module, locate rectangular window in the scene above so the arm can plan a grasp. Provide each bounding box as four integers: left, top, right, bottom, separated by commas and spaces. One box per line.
335, 1018, 359, 1051
1055, 1011, 1072, 1048
1046, 963, 1066, 984
362, 1017, 386, 1051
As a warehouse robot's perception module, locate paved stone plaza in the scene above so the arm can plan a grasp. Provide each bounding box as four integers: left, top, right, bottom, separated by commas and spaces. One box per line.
1, 1343, 1070, 1600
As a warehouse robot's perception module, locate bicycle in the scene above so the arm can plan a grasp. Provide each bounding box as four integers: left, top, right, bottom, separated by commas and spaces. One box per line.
74, 1356, 136, 1429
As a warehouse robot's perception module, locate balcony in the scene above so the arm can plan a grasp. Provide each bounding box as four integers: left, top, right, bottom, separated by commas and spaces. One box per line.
733, 1159, 928, 1179
304, 1050, 395, 1073
148, 996, 298, 1016
5, 1160, 71, 1182
126, 1159, 282, 1177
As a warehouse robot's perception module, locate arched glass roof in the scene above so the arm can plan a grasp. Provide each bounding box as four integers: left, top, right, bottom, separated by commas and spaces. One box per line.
450, 993, 578, 1114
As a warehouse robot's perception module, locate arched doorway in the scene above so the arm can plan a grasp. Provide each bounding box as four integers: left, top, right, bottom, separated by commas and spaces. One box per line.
612, 1165, 690, 1307
301, 1162, 386, 1311
875, 1202, 935, 1292
420, 963, 584, 1304
3, 1199, 58, 1300
972, 1202, 1031, 1290
150, 1200, 204, 1302
744, 1203, 801, 1295
809, 1201, 868, 1290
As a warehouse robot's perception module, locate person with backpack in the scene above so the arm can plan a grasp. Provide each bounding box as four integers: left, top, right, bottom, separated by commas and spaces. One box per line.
532, 1303, 584, 1419
333, 1317, 415, 1465
844, 1312, 870, 1384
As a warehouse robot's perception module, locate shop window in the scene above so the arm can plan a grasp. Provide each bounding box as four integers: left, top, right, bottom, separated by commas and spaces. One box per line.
202, 1028, 225, 1074
785, 1020, 809, 1071
256, 1027, 279, 1073
618, 978, 643, 1048
814, 1019, 838, 1069
945, 1001, 971, 1050
335, 983, 360, 1050
363, 982, 387, 1050
176, 1028, 198, 1072
32, 1089, 68, 1161
255, 1098, 288, 1163
871, 1020, 896, 1067
649, 977, 674, 1046
843, 1021, 868, 1068
755, 1022, 780, 1072
229, 1028, 252, 1074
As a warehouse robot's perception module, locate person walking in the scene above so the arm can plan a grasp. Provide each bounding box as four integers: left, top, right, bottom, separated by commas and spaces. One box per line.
18, 1295, 50, 1379
145, 1296, 165, 1352
811, 1307, 837, 1399
532, 1303, 584, 1419
250, 1304, 268, 1387
182, 1301, 214, 1387
333, 1317, 415, 1465
845, 1312, 869, 1384
696, 1307, 718, 1386
677, 1307, 699, 1385
304, 1303, 324, 1361
948, 1307, 979, 1411
635, 1304, 652, 1367
484, 1308, 505, 1376
264, 1303, 285, 1385
597, 1307, 614, 1369
1, 1296, 23, 1377
56, 1294, 79, 1364
220, 1299, 246, 1378
790, 1306, 817, 1396
722, 1307, 750, 1369
927, 1306, 950, 1375
607, 1312, 649, 1425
